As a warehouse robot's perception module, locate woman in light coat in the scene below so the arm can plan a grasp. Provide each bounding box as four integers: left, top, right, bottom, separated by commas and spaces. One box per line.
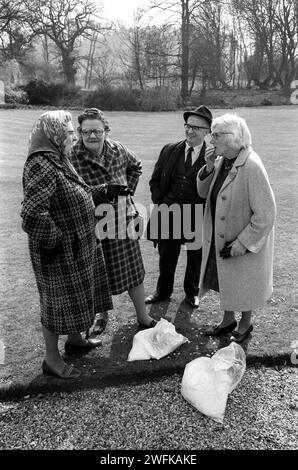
197, 113, 276, 343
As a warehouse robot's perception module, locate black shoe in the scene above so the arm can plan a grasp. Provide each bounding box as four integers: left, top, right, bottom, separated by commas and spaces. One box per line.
145, 292, 171, 304
137, 319, 157, 329
64, 338, 102, 355
205, 320, 237, 337
185, 296, 200, 308
230, 325, 253, 343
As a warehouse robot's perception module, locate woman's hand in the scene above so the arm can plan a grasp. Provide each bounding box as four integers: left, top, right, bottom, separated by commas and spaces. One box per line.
106, 184, 132, 200
205, 147, 216, 172
230, 239, 247, 257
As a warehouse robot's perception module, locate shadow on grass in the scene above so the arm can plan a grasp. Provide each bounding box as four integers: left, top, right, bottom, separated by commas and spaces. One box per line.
0, 298, 293, 401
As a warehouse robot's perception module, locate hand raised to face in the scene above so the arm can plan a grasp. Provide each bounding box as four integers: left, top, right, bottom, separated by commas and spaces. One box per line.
205, 146, 216, 172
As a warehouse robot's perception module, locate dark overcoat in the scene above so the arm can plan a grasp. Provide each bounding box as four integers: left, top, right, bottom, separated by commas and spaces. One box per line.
21, 152, 113, 335
147, 140, 206, 243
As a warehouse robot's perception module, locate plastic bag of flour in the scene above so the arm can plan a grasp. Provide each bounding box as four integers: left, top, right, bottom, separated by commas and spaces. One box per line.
181, 342, 246, 423
128, 318, 189, 361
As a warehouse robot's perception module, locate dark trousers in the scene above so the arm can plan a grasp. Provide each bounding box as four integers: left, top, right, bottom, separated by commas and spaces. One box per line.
156, 239, 202, 298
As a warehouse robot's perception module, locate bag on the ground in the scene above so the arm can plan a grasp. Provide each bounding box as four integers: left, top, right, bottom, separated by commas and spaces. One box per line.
128, 318, 189, 361
181, 342, 246, 423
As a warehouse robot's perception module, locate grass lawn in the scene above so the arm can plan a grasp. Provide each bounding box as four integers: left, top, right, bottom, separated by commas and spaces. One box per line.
0, 107, 298, 391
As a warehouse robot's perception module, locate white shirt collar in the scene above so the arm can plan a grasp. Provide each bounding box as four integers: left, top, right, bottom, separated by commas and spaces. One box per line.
185, 142, 203, 156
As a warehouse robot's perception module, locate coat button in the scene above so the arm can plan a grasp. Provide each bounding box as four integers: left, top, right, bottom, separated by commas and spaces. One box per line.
219, 234, 224, 238
221, 196, 226, 200
220, 216, 225, 220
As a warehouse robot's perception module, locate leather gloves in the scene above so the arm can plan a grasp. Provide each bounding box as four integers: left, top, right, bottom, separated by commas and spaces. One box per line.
106, 184, 132, 200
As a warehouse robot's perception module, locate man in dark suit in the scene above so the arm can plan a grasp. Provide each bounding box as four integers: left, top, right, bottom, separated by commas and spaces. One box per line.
145, 105, 213, 308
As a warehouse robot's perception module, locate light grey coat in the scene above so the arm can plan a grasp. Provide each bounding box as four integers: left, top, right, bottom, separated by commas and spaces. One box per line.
197, 146, 276, 311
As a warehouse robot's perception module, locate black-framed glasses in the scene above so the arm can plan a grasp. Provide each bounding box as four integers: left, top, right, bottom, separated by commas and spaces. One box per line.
81, 129, 105, 137
184, 123, 209, 132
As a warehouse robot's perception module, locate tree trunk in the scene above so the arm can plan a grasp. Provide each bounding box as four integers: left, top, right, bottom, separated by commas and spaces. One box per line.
180, 0, 190, 101
61, 50, 76, 85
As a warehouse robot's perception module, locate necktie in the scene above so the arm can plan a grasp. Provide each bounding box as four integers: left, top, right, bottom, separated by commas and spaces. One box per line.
185, 147, 193, 172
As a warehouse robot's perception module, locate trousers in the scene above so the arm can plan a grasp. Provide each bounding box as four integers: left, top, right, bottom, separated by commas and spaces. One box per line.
156, 239, 202, 298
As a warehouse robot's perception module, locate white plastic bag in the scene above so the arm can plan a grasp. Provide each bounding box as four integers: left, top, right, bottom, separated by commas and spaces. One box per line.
128, 318, 189, 361
181, 342, 246, 423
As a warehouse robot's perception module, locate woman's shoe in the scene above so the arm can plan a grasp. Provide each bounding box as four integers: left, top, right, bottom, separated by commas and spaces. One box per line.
92, 318, 108, 336
137, 319, 157, 329
42, 360, 81, 379
205, 320, 237, 337
230, 325, 253, 343
64, 338, 102, 355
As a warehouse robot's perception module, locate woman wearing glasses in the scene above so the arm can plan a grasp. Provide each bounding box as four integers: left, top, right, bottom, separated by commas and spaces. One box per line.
71, 108, 156, 329
197, 113, 276, 343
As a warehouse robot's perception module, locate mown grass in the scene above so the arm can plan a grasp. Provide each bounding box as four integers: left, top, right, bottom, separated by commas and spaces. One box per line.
0, 107, 297, 391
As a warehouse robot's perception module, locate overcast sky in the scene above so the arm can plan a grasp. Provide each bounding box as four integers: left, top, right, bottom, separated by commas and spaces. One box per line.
100, 0, 144, 24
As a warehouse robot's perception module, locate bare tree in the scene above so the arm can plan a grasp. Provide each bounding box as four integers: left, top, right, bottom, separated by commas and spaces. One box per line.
233, 0, 298, 90
144, 24, 179, 87
191, 1, 232, 90
23, 0, 109, 84
148, 0, 205, 101
118, 8, 149, 90
0, 0, 35, 63
274, 0, 298, 90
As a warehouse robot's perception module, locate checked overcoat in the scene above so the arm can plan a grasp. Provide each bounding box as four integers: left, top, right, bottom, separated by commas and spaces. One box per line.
71, 139, 145, 295
21, 151, 113, 335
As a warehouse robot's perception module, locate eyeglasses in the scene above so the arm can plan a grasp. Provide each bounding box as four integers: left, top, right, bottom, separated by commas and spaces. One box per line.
184, 123, 209, 132
210, 132, 233, 139
81, 129, 105, 137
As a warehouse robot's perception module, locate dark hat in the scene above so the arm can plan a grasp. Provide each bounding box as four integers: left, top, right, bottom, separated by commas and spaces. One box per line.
183, 105, 213, 127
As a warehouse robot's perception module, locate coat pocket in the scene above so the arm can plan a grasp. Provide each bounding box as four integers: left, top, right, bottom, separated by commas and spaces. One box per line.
39, 242, 63, 265
72, 232, 80, 261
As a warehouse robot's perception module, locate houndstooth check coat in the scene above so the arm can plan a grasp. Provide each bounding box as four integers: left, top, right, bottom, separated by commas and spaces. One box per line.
71, 139, 145, 295
21, 152, 113, 335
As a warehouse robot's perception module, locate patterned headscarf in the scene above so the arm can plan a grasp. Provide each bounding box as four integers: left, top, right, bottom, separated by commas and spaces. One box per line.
28, 110, 72, 159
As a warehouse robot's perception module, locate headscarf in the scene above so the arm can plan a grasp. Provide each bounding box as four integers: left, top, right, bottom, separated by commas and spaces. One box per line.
28, 110, 72, 159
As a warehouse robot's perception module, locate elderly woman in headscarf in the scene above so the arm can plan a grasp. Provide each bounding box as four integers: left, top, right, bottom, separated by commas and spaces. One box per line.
71, 108, 156, 328
21, 111, 113, 379
197, 113, 276, 343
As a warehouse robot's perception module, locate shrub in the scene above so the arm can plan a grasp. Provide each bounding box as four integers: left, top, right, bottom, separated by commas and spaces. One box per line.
5, 87, 29, 105
84, 86, 140, 110
24, 79, 81, 106
84, 86, 179, 111
138, 87, 178, 111
24, 79, 56, 105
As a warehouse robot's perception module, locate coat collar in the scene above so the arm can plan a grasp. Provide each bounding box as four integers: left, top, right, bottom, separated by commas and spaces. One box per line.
211, 146, 253, 194
234, 146, 253, 167
32, 151, 90, 189
72, 139, 118, 176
